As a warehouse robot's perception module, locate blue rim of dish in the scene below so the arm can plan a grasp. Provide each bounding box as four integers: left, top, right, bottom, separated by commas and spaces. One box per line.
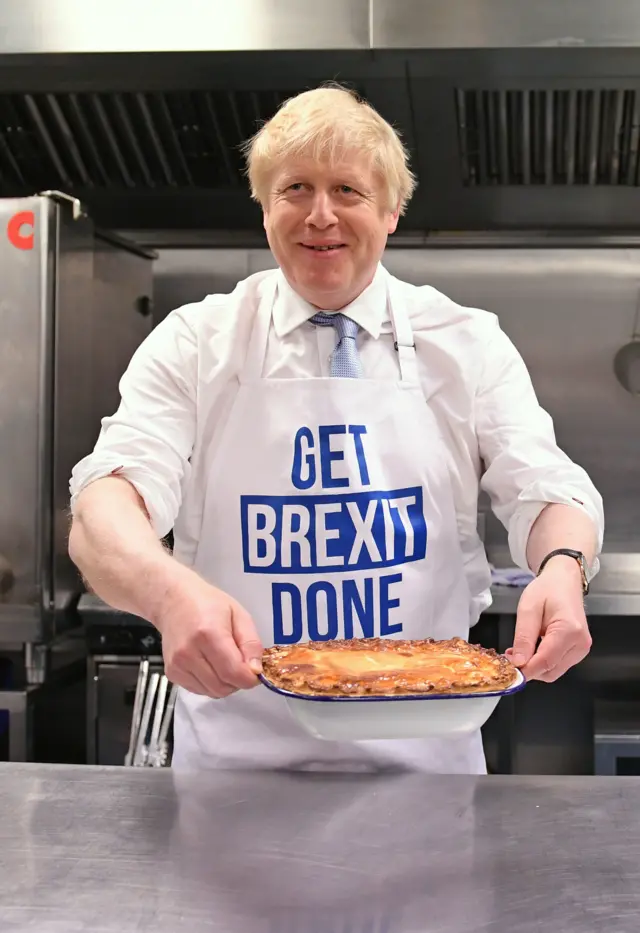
259, 669, 526, 703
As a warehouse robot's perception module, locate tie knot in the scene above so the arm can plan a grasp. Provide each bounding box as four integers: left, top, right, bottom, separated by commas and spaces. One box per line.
308, 311, 363, 378
309, 311, 359, 341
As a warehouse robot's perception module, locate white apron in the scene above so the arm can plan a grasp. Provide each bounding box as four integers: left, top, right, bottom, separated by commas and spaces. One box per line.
172, 271, 486, 774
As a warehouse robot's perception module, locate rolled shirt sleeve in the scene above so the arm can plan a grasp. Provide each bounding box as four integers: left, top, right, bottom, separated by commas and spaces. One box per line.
475, 318, 604, 573
69, 307, 198, 539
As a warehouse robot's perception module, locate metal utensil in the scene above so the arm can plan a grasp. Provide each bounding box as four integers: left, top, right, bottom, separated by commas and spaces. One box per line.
149, 675, 168, 753
124, 662, 178, 768
149, 682, 179, 767
124, 659, 149, 766
145, 675, 168, 766
132, 672, 159, 766
614, 339, 640, 395
614, 291, 640, 396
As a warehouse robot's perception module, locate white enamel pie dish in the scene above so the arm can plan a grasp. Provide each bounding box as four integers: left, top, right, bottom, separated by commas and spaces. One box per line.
260, 669, 526, 741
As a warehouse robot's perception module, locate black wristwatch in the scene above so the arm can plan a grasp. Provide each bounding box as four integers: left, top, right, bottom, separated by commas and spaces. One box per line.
537, 548, 590, 595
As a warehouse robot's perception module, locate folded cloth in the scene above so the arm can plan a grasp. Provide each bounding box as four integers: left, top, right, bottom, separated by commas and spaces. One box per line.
490, 565, 535, 587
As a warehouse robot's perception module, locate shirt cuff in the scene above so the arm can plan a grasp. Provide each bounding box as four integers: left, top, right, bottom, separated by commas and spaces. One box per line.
69, 459, 177, 539
508, 492, 603, 577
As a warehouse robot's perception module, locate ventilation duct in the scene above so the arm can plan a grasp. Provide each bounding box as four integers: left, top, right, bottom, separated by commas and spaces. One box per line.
457, 89, 640, 188
4, 1, 640, 234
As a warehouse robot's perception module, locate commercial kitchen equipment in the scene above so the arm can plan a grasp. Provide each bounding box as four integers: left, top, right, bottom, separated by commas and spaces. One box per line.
0, 192, 155, 760
0, 192, 154, 648
1, 761, 640, 932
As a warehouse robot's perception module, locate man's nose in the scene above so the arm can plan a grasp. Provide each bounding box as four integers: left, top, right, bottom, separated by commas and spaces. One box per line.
306, 192, 338, 229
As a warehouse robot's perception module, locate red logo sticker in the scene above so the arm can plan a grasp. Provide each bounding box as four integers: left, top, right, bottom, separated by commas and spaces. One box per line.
7, 211, 35, 250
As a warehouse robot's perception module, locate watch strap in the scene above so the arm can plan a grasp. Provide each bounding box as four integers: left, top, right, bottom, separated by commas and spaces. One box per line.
537, 548, 590, 595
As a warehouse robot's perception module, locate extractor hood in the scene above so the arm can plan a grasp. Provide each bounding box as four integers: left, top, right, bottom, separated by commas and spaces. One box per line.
3, 0, 640, 236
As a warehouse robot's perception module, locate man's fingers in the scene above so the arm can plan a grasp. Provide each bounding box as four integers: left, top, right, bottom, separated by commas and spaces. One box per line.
535, 646, 586, 683
169, 664, 228, 698
200, 629, 256, 691
168, 634, 238, 697
196, 604, 261, 691
520, 635, 565, 681
521, 629, 588, 682
231, 603, 264, 675
175, 650, 237, 698
175, 671, 215, 697
162, 590, 262, 695
194, 649, 238, 697
511, 594, 544, 667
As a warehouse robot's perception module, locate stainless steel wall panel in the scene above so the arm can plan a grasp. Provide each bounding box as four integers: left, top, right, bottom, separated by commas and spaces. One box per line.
5, 0, 640, 55
1, 0, 370, 54
371, 0, 640, 49
152, 249, 250, 324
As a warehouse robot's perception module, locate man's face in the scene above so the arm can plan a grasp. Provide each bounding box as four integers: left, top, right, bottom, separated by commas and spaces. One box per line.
262, 152, 399, 310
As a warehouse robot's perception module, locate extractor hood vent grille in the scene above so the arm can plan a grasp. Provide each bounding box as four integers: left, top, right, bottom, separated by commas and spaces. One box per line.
0, 90, 300, 193
456, 88, 640, 187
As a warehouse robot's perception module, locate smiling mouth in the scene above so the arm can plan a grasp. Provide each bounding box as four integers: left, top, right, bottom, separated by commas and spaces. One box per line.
301, 244, 346, 251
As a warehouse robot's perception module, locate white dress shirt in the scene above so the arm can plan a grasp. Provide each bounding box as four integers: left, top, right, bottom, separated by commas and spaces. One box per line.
69, 264, 604, 618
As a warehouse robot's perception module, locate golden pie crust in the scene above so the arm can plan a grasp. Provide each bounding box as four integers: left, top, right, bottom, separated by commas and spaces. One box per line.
262, 637, 518, 697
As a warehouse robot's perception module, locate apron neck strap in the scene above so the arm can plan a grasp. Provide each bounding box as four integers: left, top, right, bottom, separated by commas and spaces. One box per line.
241, 273, 279, 381
386, 275, 420, 386
241, 268, 419, 385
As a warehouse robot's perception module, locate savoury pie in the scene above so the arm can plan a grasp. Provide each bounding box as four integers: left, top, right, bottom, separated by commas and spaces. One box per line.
261, 637, 518, 697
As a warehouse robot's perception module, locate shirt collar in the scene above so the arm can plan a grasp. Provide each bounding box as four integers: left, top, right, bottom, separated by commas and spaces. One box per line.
272, 263, 388, 340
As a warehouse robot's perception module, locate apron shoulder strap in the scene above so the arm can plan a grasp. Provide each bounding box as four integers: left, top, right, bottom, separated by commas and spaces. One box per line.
240, 271, 280, 382
386, 274, 420, 386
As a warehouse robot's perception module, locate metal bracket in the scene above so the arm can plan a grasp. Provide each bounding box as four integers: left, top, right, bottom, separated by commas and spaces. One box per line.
38, 190, 86, 220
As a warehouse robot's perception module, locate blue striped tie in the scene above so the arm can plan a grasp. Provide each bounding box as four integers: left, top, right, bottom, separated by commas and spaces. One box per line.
310, 312, 364, 378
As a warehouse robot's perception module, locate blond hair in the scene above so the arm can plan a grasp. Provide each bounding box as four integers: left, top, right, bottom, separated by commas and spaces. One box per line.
243, 84, 416, 215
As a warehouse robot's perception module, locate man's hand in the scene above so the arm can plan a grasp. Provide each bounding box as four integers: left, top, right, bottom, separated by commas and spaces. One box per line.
506, 555, 592, 682
154, 572, 264, 698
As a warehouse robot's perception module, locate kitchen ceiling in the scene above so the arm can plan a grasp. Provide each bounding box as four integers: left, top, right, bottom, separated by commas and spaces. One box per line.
4, 0, 640, 236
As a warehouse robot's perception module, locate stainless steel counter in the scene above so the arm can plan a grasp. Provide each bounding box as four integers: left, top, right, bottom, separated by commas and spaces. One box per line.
1, 763, 639, 932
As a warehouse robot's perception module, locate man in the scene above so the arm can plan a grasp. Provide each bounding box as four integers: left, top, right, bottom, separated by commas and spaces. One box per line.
69, 86, 603, 774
